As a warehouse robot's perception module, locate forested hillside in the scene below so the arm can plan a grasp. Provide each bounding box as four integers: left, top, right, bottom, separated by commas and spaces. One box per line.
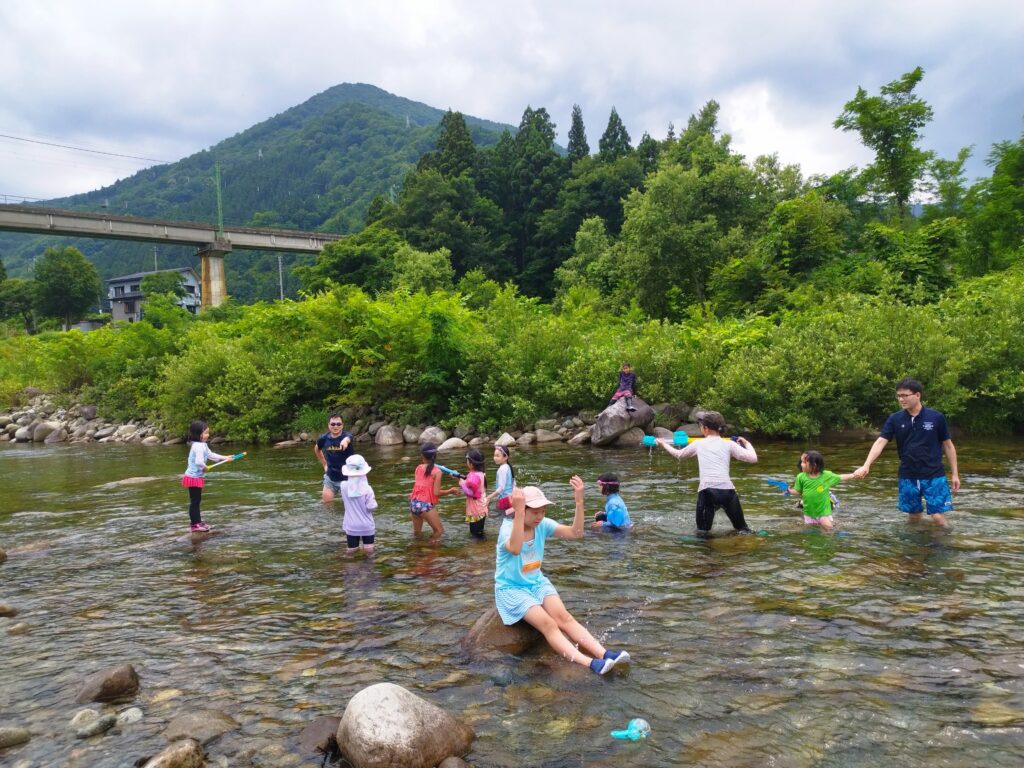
0, 83, 514, 302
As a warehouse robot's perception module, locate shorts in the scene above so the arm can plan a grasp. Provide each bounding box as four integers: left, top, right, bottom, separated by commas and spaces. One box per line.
323, 474, 343, 496
898, 477, 953, 515
346, 534, 375, 548
495, 579, 559, 625
803, 514, 835, 526
409, 499, 434, 517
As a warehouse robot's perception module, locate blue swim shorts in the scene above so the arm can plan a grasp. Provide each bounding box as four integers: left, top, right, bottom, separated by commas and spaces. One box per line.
409, 499, 434, 517
897, 477, 953, 515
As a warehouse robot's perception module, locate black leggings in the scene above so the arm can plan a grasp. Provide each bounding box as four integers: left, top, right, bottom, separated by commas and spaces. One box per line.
469, 518, 486, 537
696, 488, 750, 532
188, 486, 203, 525
346, 534, 375, 548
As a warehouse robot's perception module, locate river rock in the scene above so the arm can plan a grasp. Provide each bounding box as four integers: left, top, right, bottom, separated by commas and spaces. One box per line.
142, 738, 206, 768
115, 424, 138, 438
142, 435, 163, 445
0, 548, 6, 563
14, 426, 31, 442
534, 419, 558, 431
76, 713, 117, 738
437, 437, 468, 452
374, 425, 404, 446
615, 427, 647, 446
402, 425, 423, 443
653, 426, 674, 439
273, 439, 301, 448
118, 707, 144, 725
7, 622, 29, 636
419, 426, 448, 445
0, 602, 17, 617
163, 437, 184, 445
44, 427, 68, 444
494, 432, 516, 448
516, 432, 535, 446
533, 429, 563, 443
75, 663, 140, 704
591, 397, 655, 446
463, 607, 542, 655
336, 683, 474, 768
367, 421, 387, 437
567, 429, 591, 446
0, 726, 31, 749
79, 405, 98, 420
94, 425, 117, 439
468, 436, 488, 446
163, 709, 238, 745
438, 759, 472, 768
70, 709, 100, 729
0, 416, 10, 428
298, 715, 341, 755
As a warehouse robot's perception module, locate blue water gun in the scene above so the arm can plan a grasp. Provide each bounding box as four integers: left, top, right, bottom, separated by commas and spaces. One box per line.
611, 718, 651, 740
206, 452, 247, 470
765, 479, 791, 496
435, 464, 466, 480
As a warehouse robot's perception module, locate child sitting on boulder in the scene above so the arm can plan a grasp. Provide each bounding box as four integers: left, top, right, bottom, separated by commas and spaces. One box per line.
495, 476, 631, 675
609, 363, 637, 412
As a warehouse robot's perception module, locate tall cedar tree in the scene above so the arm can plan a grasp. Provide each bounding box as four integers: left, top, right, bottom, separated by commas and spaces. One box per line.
419, 110, 477, 178
598, 107, 632, 161
567, 104, 590, 163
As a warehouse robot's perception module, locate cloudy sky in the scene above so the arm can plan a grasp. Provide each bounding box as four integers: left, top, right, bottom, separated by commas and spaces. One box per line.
1, 0, 1022, 201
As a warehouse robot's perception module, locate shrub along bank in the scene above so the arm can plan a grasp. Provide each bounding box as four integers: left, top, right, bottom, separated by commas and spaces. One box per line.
1, 269, 1023, 441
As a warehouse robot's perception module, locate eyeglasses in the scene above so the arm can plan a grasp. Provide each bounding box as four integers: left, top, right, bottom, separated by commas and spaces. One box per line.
329, 422, 343, 426
895, 393, 917, 399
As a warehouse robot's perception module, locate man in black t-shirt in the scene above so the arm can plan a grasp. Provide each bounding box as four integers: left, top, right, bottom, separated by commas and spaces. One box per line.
314, 413, 354, 503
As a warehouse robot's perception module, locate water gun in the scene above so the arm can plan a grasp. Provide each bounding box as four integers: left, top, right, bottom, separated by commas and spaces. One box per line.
765, 479, 791, 496
611, 718, 651, 740
642, 432, 740, 448
436, 464, 466, 480
207, 452, 247, 470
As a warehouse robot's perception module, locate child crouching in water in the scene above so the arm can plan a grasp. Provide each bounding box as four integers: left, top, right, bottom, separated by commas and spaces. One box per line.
790, 450, 857, 531
339, 454, 377, 554
495, 476, 631, 675
592, 472, 633, 530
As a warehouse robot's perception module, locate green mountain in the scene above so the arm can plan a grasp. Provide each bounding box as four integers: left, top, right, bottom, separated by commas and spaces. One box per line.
0, 83, 515, 302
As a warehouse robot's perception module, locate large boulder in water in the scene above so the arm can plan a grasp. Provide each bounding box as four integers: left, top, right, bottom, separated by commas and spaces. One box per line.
462, 607, 542, 656
374, 425, 404, 446
75, 663, 140, 704
591, 398, 655, 446
336, 683, 474, 768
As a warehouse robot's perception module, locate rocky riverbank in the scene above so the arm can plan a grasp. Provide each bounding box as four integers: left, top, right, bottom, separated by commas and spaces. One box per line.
0, 391, 713, 451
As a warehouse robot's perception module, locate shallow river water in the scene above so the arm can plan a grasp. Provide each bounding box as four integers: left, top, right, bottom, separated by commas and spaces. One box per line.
1, 438, 1023, 767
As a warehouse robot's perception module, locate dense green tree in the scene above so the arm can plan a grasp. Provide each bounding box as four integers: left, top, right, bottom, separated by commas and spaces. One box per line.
141, 270, 187, 298
418, 110, 477, 178
296, 222, 406, 292
922, 146, 972, 221
636, 131, 660, 175
567, 104, 590, 163
391, 244, 455, 294
961, 132, 1024, 274
553, 216, 619, 299
0, 277, 37, 334
834, 67, 935, 220
663, 101, 732, 171
33, 246, 103, 330
508, 107, 568, 296
598, 107, 632, 161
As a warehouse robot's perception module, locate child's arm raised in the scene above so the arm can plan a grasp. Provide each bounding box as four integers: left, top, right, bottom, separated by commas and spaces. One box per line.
506, 487, 527, 554
554, 475, 586, 540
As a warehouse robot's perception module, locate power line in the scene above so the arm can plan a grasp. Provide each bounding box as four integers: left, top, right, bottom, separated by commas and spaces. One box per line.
0, 132, 171, 164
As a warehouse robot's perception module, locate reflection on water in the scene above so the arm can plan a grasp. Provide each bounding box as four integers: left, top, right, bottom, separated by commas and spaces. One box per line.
2, 439, 1024, 766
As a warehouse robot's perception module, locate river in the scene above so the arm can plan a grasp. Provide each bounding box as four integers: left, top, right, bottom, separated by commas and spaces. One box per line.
1, 438, 1023, 767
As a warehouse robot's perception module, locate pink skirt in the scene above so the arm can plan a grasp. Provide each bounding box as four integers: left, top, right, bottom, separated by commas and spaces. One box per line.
181, 475, 205, 488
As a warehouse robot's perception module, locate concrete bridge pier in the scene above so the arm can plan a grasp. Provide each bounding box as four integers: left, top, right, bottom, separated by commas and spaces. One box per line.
199, 240, 231, 308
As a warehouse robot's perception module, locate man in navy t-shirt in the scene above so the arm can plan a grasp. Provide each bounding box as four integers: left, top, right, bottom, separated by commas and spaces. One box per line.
854, 378, 960, 527
314, 413, 354, 503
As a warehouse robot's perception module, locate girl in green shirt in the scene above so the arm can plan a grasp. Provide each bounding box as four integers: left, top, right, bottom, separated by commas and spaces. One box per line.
790, 451, 858, 531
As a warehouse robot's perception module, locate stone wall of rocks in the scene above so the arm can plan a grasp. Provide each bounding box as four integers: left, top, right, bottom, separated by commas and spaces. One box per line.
0, 394, 182, 447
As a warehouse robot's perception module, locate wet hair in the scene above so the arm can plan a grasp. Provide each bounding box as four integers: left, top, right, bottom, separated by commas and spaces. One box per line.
895, 377, 923, 395
466, 448, 485, 472
187, 420, 208, 443
494, 444, 515, 479
802, 450, 825, 474
598, 472, 620, 495
420, 442, 438, 477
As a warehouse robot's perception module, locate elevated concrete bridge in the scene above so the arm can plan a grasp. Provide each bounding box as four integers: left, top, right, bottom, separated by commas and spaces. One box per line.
0, 204, 344, 306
